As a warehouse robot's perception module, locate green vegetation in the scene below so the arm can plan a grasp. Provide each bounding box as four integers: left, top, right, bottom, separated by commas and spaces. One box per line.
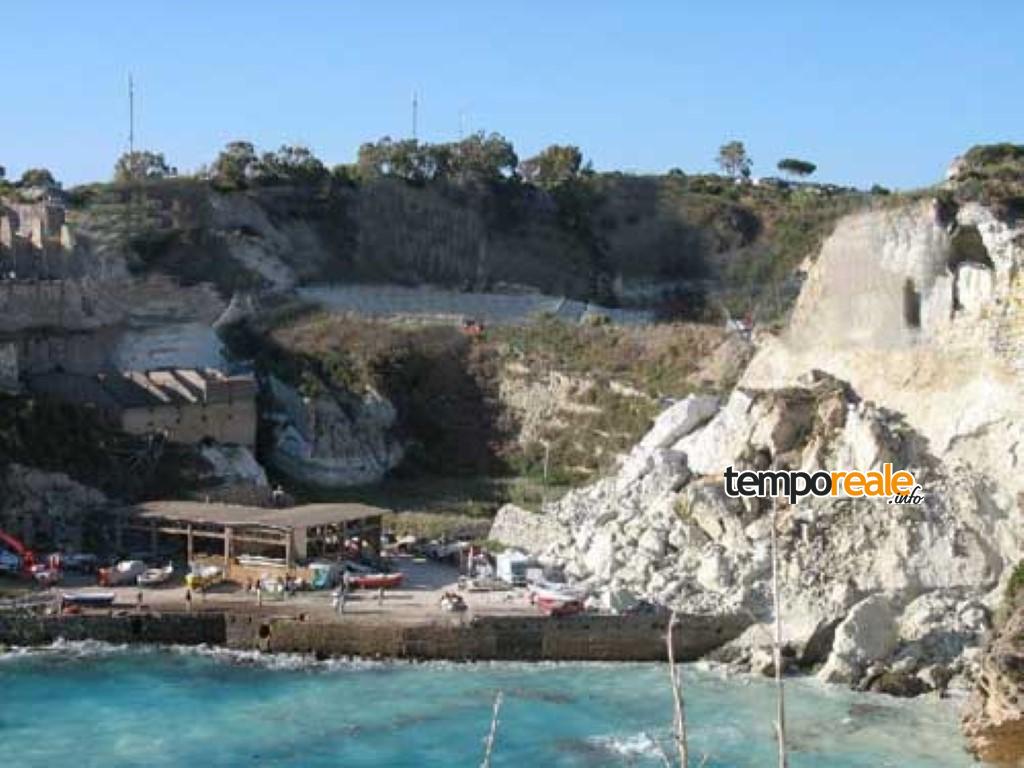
777, 158, 816, 178
717, 140, 752, 180
113, 150, 176, 182
949, 143, 1024, 220
55, 132, 870, 318
1008, 561, 1024, 605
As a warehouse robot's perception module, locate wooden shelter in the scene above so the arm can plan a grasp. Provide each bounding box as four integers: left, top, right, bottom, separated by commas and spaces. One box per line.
117, 501, 386, 577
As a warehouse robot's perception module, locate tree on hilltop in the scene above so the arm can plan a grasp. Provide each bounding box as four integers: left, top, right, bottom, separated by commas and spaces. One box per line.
717, 141, 752, 180
777, 157, 817, 179
19, 168, 58, 189
210, 141, 260, 188
114, 150, 176, 182
519, 145, 585, 186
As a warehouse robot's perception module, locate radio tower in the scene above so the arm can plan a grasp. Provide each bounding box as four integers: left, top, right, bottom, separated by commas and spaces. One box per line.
128, 73, 135, 155
412, 90, 418, 141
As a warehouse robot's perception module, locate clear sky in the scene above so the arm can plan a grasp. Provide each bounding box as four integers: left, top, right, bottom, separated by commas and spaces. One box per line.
2, 1, 1021, 189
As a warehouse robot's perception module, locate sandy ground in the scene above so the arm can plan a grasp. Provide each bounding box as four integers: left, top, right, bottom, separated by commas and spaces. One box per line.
37, 555, 540, 625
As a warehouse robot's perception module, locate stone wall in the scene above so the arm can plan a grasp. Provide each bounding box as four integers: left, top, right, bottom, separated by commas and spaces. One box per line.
0, 612, 225, 646
226, 612, 749, 662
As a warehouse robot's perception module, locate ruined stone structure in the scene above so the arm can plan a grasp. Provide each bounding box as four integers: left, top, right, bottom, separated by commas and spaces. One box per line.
0, 198, 79, 280
29, 367, 258, 448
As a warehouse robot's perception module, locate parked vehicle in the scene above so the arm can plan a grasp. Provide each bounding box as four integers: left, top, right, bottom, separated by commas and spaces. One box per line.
184, 564, 222, 590
63, 553, 99, 574
137, 563, 174, 587
98, 560, 147, 586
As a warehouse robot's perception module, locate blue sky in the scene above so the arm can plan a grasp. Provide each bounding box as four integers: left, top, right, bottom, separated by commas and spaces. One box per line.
2, 1, 1021, 188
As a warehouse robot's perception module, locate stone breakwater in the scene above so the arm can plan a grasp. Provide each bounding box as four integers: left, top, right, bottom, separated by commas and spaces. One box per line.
0, 611, 749, 663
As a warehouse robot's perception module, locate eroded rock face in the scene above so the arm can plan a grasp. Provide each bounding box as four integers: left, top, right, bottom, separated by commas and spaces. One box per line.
266, 376, 404, 487
489, 196, 1024, 715
0, 463, 107, 550
489, 371, 1021, 693
963, 597, 1024, 766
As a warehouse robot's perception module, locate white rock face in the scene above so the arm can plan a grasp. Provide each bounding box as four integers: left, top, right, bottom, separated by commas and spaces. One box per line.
267, 376, 404, 487
199, 444, 268, 487
819, 594, 899, 683
490, 198, 1024, 693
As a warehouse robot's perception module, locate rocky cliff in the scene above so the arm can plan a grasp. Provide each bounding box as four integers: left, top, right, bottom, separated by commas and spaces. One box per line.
491, 194, 1024, 705
963, 588, 1024, 765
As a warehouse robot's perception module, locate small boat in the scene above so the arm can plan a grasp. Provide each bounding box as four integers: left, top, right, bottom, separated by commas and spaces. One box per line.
529, 581, 586, 604
98, 560, 147, 586
349, 572, 404, 590
62, 591, 116, 608
137, 562, 174, 587
535, 595, 584, 617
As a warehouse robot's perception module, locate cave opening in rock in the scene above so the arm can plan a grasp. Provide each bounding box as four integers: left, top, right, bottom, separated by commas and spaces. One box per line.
949, 225, 994, 272
903, 278, 921, 329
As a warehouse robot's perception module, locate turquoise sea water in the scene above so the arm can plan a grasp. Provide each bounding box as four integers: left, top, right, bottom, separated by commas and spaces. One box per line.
0, 643, 972, 767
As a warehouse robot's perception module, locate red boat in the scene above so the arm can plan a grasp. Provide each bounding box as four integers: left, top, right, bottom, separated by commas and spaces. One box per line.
535, 595, 584, 616
349, 572, 404, 590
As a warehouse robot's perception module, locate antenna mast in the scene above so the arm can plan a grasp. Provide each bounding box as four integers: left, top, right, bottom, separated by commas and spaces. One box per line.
412, 90, 418, 141
128, 73, 135, 155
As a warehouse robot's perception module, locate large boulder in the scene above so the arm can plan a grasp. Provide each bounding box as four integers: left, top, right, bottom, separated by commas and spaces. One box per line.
818, 593, 899, 684
489, 503, 571, 555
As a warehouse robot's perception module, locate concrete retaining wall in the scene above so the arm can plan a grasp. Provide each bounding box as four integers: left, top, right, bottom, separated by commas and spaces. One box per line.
0, 611, 748, 662
225, 612, 749, 662
0, 612, 226, 646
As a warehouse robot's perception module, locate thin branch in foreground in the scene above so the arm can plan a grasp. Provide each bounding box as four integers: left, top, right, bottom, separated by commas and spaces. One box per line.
770, 498, 788, 768
666, 609, 689, 767
480, 690, 504, 768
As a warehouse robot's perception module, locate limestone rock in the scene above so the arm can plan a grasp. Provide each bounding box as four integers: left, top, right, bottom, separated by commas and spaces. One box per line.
962, 598, 1024, 765
818, 594, 899, 684
267, 375, 404, 487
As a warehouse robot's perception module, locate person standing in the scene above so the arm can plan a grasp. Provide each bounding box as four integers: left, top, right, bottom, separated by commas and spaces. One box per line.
377, 586, 385, 606
256, 582, 263, 608
185, 588, 192, 613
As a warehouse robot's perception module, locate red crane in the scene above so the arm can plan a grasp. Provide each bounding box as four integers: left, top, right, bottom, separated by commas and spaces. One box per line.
0, 529, 36, 573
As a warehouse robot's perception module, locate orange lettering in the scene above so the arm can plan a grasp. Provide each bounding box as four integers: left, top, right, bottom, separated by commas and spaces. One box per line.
892, 471, 913, 496
846, 471, 865, 496
864, 471, 884, 496
831, 471, 846, 496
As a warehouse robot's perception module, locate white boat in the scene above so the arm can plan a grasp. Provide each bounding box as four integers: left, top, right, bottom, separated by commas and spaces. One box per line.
137, 562, 174, 587
529, 580, 586, 604
62, 591, 116, 607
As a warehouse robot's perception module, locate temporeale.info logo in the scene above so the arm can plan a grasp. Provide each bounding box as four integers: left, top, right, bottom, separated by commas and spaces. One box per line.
723, 463, 925, 506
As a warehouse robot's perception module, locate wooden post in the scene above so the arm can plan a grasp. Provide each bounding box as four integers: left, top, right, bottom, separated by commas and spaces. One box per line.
284, 529, 293, 569
186, 524, 194, 565
223, 525, 233, 572
771, 499, 788, 768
